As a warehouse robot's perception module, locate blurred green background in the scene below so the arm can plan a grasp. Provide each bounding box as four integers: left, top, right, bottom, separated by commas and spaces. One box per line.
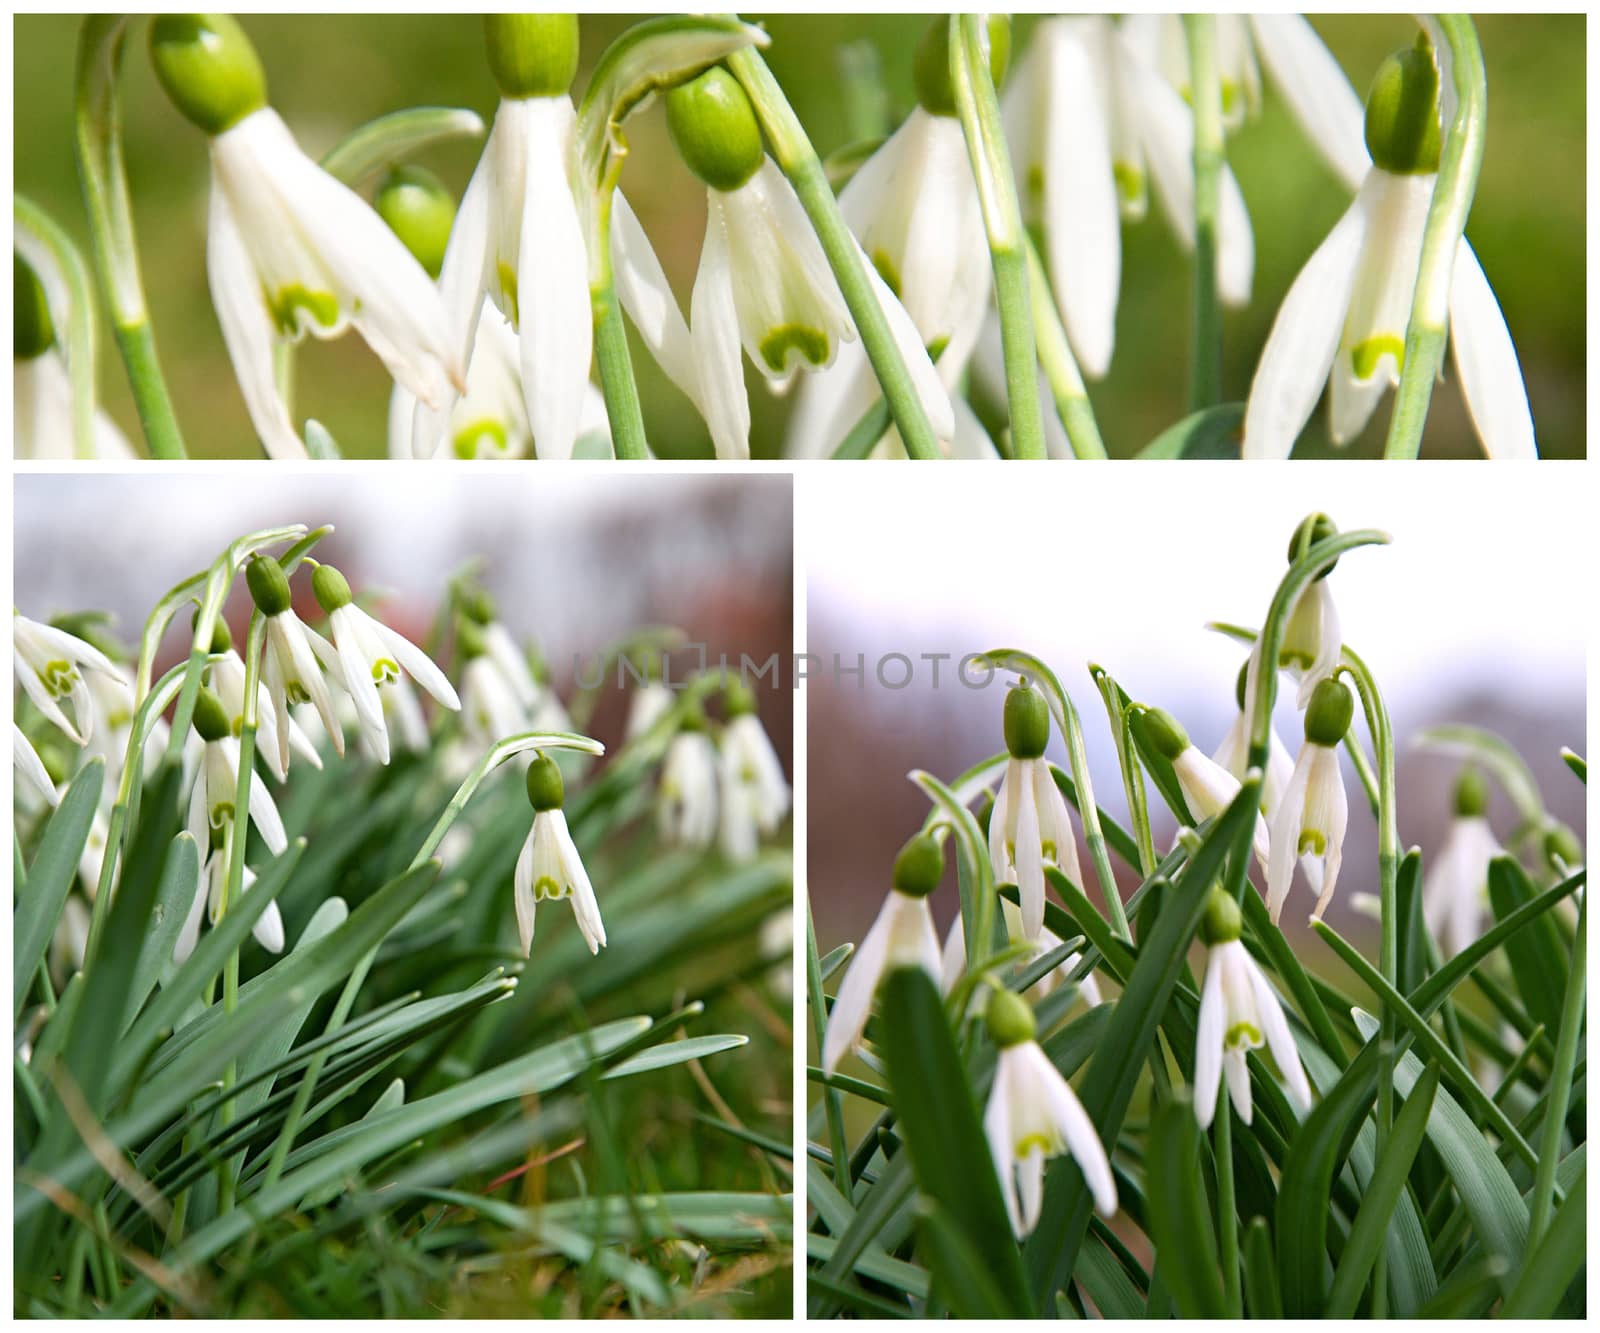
14, 14, 1585, 459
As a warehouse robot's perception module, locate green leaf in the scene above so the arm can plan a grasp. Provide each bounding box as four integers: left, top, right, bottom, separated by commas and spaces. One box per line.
1487, 855, 1568, 1037
1500, 1165, 1585, 1317
302, 418, 344, 460
1144, 1096, 1226, 1317
1241, 1216, 1282, 1318
878, 966, 1033, 1317
817, 942, 853, 982
319, 106, 484, 184
13, 759, 103, 1019
915, 1200, 1018, 1318
601, 1033, 747, 1079
120, 832, 200, 1034
1559, 747, 1585, 784
1074, 1232, 1146, 1319
1324, 1061, 1438, 1317
806, 1233, 928, 1299
1137, 402, 1245, 459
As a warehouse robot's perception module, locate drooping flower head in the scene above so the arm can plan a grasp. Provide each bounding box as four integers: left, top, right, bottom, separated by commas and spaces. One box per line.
983, 986, 1117, 1236
1193, 885, 1313, 1129
176, 855, 283, 965
1268, 677, 1353, 924
185, 686, 288, 865
1422, 767, 1503, 960
822, 832, 944, 1074
1213, 659, 1296, 820
246, 554, 345, 763
1280, 512, 1343, 707
13, 611, 125, 747
718, 676, 790, 863
988, 682, 1082, 944
514, 752, 605, 956
1243, 36, 1536, 459
1139, 705, 1270, 870
658, 701, 719, 851
199, 613, 321, 783
456, 614, 527, 750
150, 14, 461, 459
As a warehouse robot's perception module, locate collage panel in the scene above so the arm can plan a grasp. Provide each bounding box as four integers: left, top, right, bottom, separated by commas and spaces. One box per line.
12, 473, 795, 1316
802, 467, 1586, 1318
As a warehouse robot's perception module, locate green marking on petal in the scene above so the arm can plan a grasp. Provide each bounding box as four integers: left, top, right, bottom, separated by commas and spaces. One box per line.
210, 801, 236, 829
1025, 164, 1044, 199
1221, 80, 1241, 115
267, 284, 340, 337
285, 681, 310, 705
1224, 1020, 1263, 1050
1113, 162, 1144, 206
759, 324, 831, 375
1278, 649, 1314, 671
497, 261, 519, 327
871, 249, 902, 299
1014, 1131, 1057, 1157
453, 419, 509, 460
1351, 335, 1405, 381
371, 657, 400, 687
926, 334, 949, 362
1041, 839, 1057, 862
42, 660, 76, 697
533, 874, 569, 901
1299, 829, 1327, 856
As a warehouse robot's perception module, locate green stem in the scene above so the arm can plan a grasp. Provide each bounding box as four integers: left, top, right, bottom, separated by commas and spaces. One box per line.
1025, 239, 1107, 459
1184, 14, 1224, 410
1383, 16, 1486, 459
592, 283, 649, 459
1528, 894, 1584, 1248
728, 46, 941, 460
74, 17, 186, 459
949, 15, 1045, 460
806, 900, 852, 1195
829, 397, 894, 461
1215, 1092, 1240, 1317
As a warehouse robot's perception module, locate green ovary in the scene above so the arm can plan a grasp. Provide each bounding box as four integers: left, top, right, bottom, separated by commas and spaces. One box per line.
1224, 1020, 1263, 1050
454, 419, 509, 460
267, 284, 340, 337
1299, 829, 1327, 856
1351, 335, 1405, 381
759, 324, 830, 375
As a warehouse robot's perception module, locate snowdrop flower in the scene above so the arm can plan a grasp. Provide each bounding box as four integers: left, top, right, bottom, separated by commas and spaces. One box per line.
984, 986, 1117, 1235
822, 833, 944, 1074
150, 15, 461, 460
664, 68, 950, 461
941, 909, 1102, 1009
1004, 15, 1253, 378
1194, 885, 1312, 1129
514, 754, 605, 955
201, 618, 322, 783
14, 611, 123, 746
1422, 768, 1503, 960
1243, 39, 1536, 459
658, 707, 719, 851
1268, 678, 1353, 924
14, 725, 58, 808
186, 687, 288, 865
1213, 658, 1296, 820
456, 616, 527, 750
988, 683, 1082, 944
718, 679, 790, 863
308, 563, 460, 766
625, 676, 674, 743
13, 253, 135, 460
246, 555, 345, 763
1140, 706, 1271, 870
175, 854, 284, 965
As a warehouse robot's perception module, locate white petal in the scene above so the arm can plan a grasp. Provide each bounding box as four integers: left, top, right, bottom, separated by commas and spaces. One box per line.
1247, 961, 1311, 1112
331, 609, 389, 766
1032, 1045, 1117, 1217
1267, 748, 1315, 922
854, 240, 956, 443
1449, 240, 1538, 459
1249, 15, 1370, 193
13, 726, 58, 806
1014, 766, 1045, 943
822, 896, 893, 1074
984, 1059, 1026, 1237
1225, 1047, 1254, 1124
369, 617, 460, 711
513, 826, 537, 955
1194, 948, 1225, 1130
437, 125, 496, 375
688, 203, 751, 461
611, 190, 697, 402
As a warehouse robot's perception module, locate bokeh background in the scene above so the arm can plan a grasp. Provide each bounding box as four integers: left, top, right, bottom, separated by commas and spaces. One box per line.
806, 467, 1586, 969
13, 13, 1586, 459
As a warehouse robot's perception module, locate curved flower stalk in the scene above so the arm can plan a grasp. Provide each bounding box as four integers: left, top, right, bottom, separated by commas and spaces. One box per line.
1194, 886, 1312, 1129
13, 611, 124, 747
1004, 15, 1253, 379
1422, 768, 1503, 959
822, 833, 943, 1075
514, 753, 605, 955
1268, 678, 1353, 924
718, 678, 790, 863
1243, 38, 1536, 459
13, 726, 59, 808
148, 16, 461, 460
983, 987, 1117, 1236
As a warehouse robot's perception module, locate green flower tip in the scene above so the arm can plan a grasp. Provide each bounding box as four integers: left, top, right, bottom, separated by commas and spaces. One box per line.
1452, 766, 1489, 819
913, 14, 1011, 117
245, 554, 291, 618
1364, 41, 1441, 175
484, 14, 580, 100
196, 612, 232, 657
1002, 683, 1050, 760
984, 986, 1036, 1049
665, 66, 764, 193
149, 14, 268, 136
1140, 706, 1190, 763
1198, 884, 1243, 946
1288, 511, 1340, 580
375, 166, 456, 281
192, 686, 232, 743
456, 614, 488, 661
14, 254, 55, 360
1542, 822, 1582, 871
310, 563, 353, 614
891, 832, 944, 898
723, 673, 757, 718
1304, 677, 1354, 746
525, 752, 565, 812
678, 698, 708, 734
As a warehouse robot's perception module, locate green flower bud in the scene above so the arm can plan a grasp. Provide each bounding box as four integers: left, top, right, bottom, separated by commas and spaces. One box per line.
678, 699, 708, 734
484, 14, 580, 99
892, 833, 944, 898
194, 612, 232, 657
1198, 884, 1243, 946
1140, 706, 1191, 762
1543, 822, 1582, 872
149, 14, 269, 136
1452, 766, 1489, 819
912, 15, 1011, 117
457, 583, 497, 626
15, 254, 55, 360
724, 674, 757, 719
984, 986, 1036, 1049
375, 166, 455, 280
456, 614, 488, 661
1288, 511, 1339, 581
246, 554, 292, 618
1304, 677, 1354, 747
525, 752, 565, 811
192, 686, 232, 743
666, 67, 765, 193
1363, 39, 1442, 175
1003, 683, 1050, 760
311, 563, 353, 614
